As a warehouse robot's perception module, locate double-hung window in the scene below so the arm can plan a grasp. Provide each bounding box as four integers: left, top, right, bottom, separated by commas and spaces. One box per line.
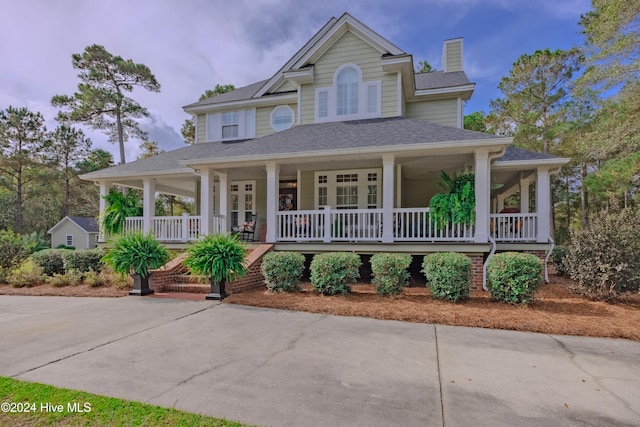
221, 112, 239, 139
205, 109, 256, 142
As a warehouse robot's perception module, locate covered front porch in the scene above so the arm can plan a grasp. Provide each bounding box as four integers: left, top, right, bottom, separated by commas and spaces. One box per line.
111, 146, 559, 246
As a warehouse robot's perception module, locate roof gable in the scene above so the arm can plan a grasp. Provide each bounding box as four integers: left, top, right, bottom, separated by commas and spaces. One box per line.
254, 13, 404, 98
48, 216, 99, 234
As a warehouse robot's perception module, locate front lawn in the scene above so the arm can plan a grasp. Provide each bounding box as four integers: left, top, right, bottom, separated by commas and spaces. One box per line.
0, 377, 253, 426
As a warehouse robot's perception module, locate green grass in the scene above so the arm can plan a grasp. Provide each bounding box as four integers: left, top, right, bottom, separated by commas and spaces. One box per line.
0, 377, 254, 426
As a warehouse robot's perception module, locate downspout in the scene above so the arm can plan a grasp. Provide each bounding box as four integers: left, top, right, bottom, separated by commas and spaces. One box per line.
482, 233, 497, 291
482, 146, 506, 291
544, 237, 555, 284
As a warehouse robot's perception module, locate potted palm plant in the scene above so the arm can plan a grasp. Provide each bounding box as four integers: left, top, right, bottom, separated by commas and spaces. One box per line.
184, 233, 248, 300
102, 232, 170, 296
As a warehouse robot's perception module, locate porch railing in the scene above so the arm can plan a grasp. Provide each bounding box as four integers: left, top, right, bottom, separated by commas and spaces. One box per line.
121, 214, 225, 242
276, 207, 477, 242
277, 209, 383, 242
490, 213, 537, 242
393, 208, 476, 242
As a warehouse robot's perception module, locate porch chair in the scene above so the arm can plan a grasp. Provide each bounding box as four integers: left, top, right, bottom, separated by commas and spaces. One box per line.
236, 214, 258, 241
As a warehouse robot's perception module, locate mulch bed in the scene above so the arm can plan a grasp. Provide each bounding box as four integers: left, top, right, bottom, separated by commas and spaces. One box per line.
3, 276, 639, 341
224, 276, 640, 341
0, 283, 130, 298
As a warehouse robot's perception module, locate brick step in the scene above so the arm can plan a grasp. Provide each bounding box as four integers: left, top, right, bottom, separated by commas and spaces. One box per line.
173, 274, 207, 284
162, 283, 210, 293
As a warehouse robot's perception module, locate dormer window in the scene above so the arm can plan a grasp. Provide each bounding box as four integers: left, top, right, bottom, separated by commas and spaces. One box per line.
315, 63, 381, 123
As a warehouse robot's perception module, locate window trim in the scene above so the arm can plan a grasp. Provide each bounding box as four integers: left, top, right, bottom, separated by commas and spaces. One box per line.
270, 105, 295, 132
315, 63, 382, 123
205, 109, 256, 142
314, 169, 381, 210
65, 234, 73, 247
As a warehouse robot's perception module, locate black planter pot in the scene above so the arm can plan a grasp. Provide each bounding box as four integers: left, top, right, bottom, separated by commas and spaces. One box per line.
129, 274, 154, 296
206, 278, 227, 300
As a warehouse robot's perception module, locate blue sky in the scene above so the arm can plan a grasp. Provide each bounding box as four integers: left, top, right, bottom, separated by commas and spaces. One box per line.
0, 0, 591, 160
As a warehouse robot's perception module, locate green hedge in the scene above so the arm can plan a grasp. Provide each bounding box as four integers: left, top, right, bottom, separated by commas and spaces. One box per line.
310, 252, 361, 295
261, 251, 305, 292
565, 209, 640, 298
64, 248, 105, 273
487, 252, 542, 304
422, 252, 471, 301
31, 249, 68, 276
370, 253, 412, 296
0, 230, 32, 280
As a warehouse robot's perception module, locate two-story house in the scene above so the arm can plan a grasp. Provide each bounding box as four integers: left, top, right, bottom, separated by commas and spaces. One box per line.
81, 13, 568, 288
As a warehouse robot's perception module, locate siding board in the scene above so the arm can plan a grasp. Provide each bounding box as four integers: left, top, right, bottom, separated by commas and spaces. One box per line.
405, 99, 458, 127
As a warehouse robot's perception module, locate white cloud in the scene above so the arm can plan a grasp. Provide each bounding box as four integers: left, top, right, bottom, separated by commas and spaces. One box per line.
1, 0, 591, 160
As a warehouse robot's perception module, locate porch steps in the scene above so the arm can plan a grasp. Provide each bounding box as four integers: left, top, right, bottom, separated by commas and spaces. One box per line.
149, 244, 273, 296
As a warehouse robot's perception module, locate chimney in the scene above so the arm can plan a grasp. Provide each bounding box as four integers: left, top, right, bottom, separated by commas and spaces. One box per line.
442, 38, 463, 73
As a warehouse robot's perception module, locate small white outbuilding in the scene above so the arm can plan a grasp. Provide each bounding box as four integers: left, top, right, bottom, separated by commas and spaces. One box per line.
48, 216, 99, 249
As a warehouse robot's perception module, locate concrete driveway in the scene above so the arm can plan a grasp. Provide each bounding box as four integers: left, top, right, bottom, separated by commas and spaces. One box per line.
1, 295, 639, 426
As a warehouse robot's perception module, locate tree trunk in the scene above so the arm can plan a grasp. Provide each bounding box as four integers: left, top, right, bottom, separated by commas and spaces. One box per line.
116, 108, 126, 165
580, 163, 589, 228
16, 166, 23, 233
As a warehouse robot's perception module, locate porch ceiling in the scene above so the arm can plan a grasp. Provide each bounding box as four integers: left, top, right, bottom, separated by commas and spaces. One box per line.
109, 175, 197, 198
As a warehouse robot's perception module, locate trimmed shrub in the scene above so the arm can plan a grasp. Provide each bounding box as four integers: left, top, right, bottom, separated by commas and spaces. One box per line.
31, 249, 68, 276
83, 268, 106, 288
565, 209, 640, 299
64, 249, 104, 273
46, 270, 83, 287
0, 230, 31, 281
7, 267, 45, 288
487, 252, 542, 304
422, 252, 471, 301
550, 245, 568, 276
262, 251, 305, 292
310, 252, 361, 295
370, 253, 412, 296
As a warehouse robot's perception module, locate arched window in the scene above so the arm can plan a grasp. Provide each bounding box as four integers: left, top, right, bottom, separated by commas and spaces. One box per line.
336, 66, 359, 116
315, 63, 380, 122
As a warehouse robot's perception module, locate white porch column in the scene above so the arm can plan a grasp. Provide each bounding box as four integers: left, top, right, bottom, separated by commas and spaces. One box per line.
474, 149, 490, 243
382, 154, 395, 243
536, 167, 551, 242
266, 161, 280, 243
200, 168, 215, 235
217, 171, 230, 232
520, 177, 531, 213
142, 178, 156, 234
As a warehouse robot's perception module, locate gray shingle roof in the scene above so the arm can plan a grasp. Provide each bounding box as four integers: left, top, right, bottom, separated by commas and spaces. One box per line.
200, 117, 501, 160
184, 80, 269, 108
184, 71, 472, 109
82, 117, 509, 178
68, 216, 99, 233
497, 147, 560, 162
415, 71, 471, 90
